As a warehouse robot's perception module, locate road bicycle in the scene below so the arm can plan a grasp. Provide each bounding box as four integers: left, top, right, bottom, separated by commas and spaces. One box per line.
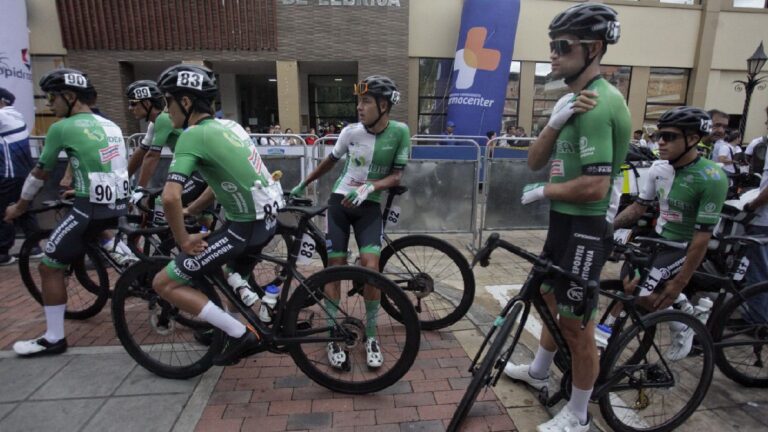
448, 233, 714, 432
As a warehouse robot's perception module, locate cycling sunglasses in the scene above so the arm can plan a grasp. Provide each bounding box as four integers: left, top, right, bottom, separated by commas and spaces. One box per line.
353, 81, 368, 96
549, 39, 599, 56
657, 131, 684, 142
45, 92, 60, 103
128, 99, 142, 107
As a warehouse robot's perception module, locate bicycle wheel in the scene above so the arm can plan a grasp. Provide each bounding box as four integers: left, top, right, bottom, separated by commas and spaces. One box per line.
251, 229, 327, 292
379, 235, 475, 330
448, 301, 524, 432
18, 230, 109, 320
598, 310, 714, 432
711, 282, 768, 387
111, 260, 224, 379
284, 266, 420, 394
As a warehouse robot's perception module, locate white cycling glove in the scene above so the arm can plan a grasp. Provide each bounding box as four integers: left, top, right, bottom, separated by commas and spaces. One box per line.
345, 183, 375, 207
547, 92, 576, 131
521, 182, 547, 205
130, 188, 147, 205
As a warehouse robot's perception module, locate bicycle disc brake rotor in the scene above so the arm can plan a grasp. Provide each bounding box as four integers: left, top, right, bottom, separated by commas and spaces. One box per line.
408, 273, 434, 299
149, 305, 176, 335
339, 317, 365, 350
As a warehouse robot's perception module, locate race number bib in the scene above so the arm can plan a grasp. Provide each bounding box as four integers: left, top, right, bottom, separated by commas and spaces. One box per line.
115, 171, 130, 200
89, 172, 116, 204
387, 205, 402, 227
252, 180, 286, 220
297, 233, 316, 265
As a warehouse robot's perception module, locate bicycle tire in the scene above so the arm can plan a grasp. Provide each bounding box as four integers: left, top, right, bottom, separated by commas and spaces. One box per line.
284, 266, 420, 394
379, 235, 475, 330
598, 310, 714, 432
18, 230, 109, 320
251, 228, 328, 294
711, 281, 768, 387
447, 301, 524, 432
111, 260, 224, 379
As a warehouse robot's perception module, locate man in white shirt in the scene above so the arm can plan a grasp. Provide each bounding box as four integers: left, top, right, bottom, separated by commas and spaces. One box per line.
714, 136, 742, 174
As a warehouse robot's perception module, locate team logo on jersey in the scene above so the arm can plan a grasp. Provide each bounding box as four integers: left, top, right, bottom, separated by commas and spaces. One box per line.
183, 258, 201, 272
99, 145, 121, 163
70, 157, 80, 169
550, 160, 564, 177
704, 202, 717, 213
221, 182, 238, 193
704, 167, 722, 180
84, 128, 105, 142
353, 156, 367, 167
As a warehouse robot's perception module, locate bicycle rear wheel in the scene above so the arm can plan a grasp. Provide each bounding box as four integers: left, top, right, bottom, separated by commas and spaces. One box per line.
379, 235, 475, 330
251, 229, 327, 292
711, 282, 768, 387
18, 230, 109, 320
598, 310, 714, 432
284, 266, 420, 394
447, 301, 524, 432
111, 260, 224, 379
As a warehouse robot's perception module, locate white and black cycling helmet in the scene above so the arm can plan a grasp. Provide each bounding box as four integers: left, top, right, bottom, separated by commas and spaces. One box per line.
657, 106, 712, 164
157, 64, 218, 128
39, 68, 97, 117
126, 80, 165, 121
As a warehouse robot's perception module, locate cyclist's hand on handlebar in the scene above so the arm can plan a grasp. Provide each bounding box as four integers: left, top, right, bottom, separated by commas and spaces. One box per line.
289, 182, 306, 198
521, 182, 547, 205
4, 202, 27, 222
130, 188, 147, 205
59, 188, 75, 199
180, 231, 210, 256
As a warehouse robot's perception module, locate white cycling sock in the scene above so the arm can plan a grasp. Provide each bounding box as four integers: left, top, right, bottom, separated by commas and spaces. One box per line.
43, 304, 66, 342
529, 346, 556, 379
567, 385, 592, 425
198, 301, 246, 338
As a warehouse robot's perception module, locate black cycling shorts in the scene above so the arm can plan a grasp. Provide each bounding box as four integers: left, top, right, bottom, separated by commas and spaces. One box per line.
43, 198, 128, 269
541, 210, 612, 319
166, 219, 276, 283
181, 171, 207, 206
326, 193, 382, 259
624, 243, 687, 297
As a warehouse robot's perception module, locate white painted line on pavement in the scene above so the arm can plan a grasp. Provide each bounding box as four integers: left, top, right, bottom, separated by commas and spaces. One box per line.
485, 284, 542, 338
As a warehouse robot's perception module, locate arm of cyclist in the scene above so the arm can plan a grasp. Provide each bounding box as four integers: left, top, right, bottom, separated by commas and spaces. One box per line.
162, 182, 209, 255
613, 201, 649, 229
184, 186, 215, 216
652, 231, 711, 309
4, 167, 49, 222
341, 169, 404, 208
527, 90, 599, 171
290, 155, 337, 197
134, 149, 161, 188
127, 146, 147, 178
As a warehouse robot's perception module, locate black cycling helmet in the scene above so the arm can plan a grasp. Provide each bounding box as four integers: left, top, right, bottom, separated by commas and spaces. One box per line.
39, 68, 96, 117
157, 64, 218, 128
126, 80, 164, 121
354, 75, 400, 130
549, 3, 620, 44
549, 3, 620, 85
657, 106, 712, 165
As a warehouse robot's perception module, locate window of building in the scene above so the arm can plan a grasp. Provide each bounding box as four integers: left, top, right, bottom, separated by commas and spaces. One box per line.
644, 67, 691, 128
732, 0, 767, 8
502, 62, 521, 132
531, 63, 631, 136
308, 75, 357, 131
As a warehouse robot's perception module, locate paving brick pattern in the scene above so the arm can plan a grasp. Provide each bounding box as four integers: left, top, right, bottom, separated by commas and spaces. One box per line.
195, 330, 515, 432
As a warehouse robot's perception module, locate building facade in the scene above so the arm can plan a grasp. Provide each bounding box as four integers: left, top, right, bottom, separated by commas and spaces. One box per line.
26, 0, 768, 142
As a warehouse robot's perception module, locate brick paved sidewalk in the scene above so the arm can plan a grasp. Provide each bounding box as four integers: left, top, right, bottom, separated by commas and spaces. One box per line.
196, 329, 515, 432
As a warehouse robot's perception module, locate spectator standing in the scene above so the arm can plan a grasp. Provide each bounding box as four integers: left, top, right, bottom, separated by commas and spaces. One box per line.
0, 87, 40, 265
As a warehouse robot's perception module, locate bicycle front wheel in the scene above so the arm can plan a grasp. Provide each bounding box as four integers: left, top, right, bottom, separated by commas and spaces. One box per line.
447, 301, 524, 432
111, 260, 224, 379
711, 282, 768, 387
18, 230, 109, 320
598, 310, 714, 432
379, 235, 475, 330
284, 266, 420, 394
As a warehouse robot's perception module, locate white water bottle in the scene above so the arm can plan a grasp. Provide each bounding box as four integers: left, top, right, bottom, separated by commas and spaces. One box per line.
227, 273, 259, 307
674, 293, 695, 315
595, 324, 612, 350
693, 297, 714, 325
259, 285, 280, 322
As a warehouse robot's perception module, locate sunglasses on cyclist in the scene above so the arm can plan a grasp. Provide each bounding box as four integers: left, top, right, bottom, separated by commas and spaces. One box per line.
549, 39, 599, 56
353, 82, 369, 96
657, 131, 684, 142
128, 99, 142, 107
45, 93, 60, 103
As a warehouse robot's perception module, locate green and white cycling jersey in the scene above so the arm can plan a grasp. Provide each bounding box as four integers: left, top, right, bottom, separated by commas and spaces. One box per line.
141, 112, 181, 152
38, 112, 129, 204
549, 76, 632, 221
638, 158, 728, 241
167, 118, 280, 222
330, 121, 410, 203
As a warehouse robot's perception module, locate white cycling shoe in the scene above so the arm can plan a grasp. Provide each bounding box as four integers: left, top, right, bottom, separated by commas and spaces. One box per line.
504, 362, 548, 392
665, 322, 694, 361
327, 342, 349, 371
537, 406, 591, 432
366, 337, 383, 369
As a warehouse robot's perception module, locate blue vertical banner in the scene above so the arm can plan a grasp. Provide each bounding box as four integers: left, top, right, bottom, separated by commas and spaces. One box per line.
446, 0, 520, 139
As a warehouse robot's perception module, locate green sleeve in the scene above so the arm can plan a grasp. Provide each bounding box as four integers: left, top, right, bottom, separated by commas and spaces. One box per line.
574, 106, 614, 176
394, 124, 410, 169
152, 115, 174, 151
167, 132, 199, 178
696, 168, 728, 226
38, 121, 65, 171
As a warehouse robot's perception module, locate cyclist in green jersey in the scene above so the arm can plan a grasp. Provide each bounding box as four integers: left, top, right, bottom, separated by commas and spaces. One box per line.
125, 80, 171, 189
614, 107, 727, 313
507, 4, 630, 431
289, 75, 410, 370
4, 68, 129, 357
152, 64, 281, 366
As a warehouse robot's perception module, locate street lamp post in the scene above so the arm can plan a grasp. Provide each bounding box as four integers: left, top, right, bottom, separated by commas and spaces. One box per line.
734, 42, 768, 144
